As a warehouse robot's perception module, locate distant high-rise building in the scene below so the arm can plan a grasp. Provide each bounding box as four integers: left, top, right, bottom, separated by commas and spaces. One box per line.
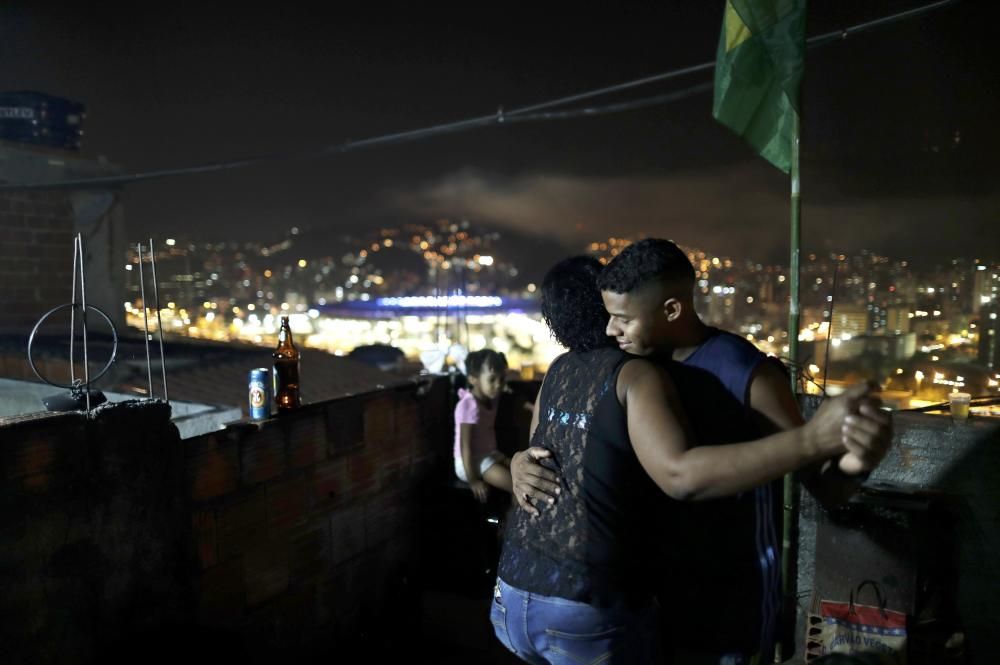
972, 265, 999, 315
705, 287, 736, 327
758, 278, 775, 306
885, 305, 912, 336
831, 304, 869, 338
979, 306, 1000, 371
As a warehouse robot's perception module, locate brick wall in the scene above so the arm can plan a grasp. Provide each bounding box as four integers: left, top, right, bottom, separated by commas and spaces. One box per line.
186, 380, 449, 658
0, 376, 453, 664
0, 191, 77, 330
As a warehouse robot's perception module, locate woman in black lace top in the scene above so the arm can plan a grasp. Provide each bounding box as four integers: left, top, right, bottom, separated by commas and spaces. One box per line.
491, 255, 665, 664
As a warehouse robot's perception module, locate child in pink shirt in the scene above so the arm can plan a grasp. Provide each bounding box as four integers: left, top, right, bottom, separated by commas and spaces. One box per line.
454, 349, 513, 502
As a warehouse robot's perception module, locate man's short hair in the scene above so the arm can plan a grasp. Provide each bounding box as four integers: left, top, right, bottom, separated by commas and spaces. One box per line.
596, 238, 695, 296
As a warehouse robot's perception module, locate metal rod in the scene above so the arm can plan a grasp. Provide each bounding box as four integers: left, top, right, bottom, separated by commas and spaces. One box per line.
822, 261, 840, 393
778, 108, 802, 664
137, 242, 153, 397
149, 238, 169, 402
78, 234, 91, 413
69, 236, 78, 385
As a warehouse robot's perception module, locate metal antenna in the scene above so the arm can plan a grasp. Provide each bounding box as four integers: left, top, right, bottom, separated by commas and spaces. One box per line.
149, 238, 169, 402
136, 242, 153, 397
70, 235, 78, 386
77, 234, 91, 412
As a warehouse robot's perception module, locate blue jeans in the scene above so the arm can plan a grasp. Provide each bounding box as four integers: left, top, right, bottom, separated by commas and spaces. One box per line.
490, 577, 661, 664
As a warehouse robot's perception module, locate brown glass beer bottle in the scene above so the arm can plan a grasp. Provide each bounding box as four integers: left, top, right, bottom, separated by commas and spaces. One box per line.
273, 315, 301, 411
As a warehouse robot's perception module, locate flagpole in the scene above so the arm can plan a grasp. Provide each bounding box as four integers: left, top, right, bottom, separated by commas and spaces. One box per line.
778, 107, 802, 664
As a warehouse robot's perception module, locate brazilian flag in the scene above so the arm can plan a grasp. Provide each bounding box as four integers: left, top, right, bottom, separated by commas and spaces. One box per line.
713, 0, 806, 173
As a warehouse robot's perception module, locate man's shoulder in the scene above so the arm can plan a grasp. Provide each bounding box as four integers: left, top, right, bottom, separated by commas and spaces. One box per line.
687, 328, 767, 374
705, 328, 767, 358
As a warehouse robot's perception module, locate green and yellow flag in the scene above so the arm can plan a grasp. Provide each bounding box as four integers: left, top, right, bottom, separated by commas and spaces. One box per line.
713, 0, 806, 173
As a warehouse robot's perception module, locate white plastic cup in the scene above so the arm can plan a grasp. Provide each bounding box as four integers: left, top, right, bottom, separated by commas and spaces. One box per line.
949, 392, 971, 421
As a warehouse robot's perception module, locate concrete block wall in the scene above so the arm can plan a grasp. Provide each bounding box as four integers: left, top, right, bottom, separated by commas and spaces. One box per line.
0, 376, 453, 664
795, 411, 1000, 664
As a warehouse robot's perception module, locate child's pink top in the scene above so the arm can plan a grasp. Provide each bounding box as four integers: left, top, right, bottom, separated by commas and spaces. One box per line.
453, 388, 498, 462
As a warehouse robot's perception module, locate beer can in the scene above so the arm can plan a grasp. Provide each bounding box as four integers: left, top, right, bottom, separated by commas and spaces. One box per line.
248, 368, 271, 420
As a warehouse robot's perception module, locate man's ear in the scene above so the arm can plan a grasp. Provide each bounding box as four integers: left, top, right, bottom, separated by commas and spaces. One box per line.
663, 297, 683, 322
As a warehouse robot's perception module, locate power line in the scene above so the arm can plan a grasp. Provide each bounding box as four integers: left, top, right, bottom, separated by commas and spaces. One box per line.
507, 82, 716, 123
0, 0, 959, 192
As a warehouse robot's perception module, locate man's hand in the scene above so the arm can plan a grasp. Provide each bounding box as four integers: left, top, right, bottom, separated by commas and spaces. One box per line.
511, 447, 560, 516
838, 400, 893, 475
469, 479, 489, 503
806, 382, 874, 458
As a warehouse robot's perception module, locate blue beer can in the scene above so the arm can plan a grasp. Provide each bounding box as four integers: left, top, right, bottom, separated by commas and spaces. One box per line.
248, 368, 271, 420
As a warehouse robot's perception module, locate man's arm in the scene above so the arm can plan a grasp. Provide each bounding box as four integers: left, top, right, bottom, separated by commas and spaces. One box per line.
748, 360, 893, 504
508, 359, 891, 510
626, 360, 874, 501
509, 386, 561, 515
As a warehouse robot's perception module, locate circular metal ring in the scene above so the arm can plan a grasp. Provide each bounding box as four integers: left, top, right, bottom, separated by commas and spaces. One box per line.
27, 303, 118, 389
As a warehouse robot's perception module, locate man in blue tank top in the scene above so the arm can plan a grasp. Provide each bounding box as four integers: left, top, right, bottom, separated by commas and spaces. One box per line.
511, 239, 893, 665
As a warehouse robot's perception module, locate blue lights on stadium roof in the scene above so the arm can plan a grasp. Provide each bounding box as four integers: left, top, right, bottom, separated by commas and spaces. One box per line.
376, 295, 503, 308
316, 294, 539, 317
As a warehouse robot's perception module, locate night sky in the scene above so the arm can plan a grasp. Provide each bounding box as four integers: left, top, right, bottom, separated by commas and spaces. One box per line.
2, 1, 996, 266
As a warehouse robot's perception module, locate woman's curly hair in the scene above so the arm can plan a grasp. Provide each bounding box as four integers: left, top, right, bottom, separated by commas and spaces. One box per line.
540, 256, 615, 353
